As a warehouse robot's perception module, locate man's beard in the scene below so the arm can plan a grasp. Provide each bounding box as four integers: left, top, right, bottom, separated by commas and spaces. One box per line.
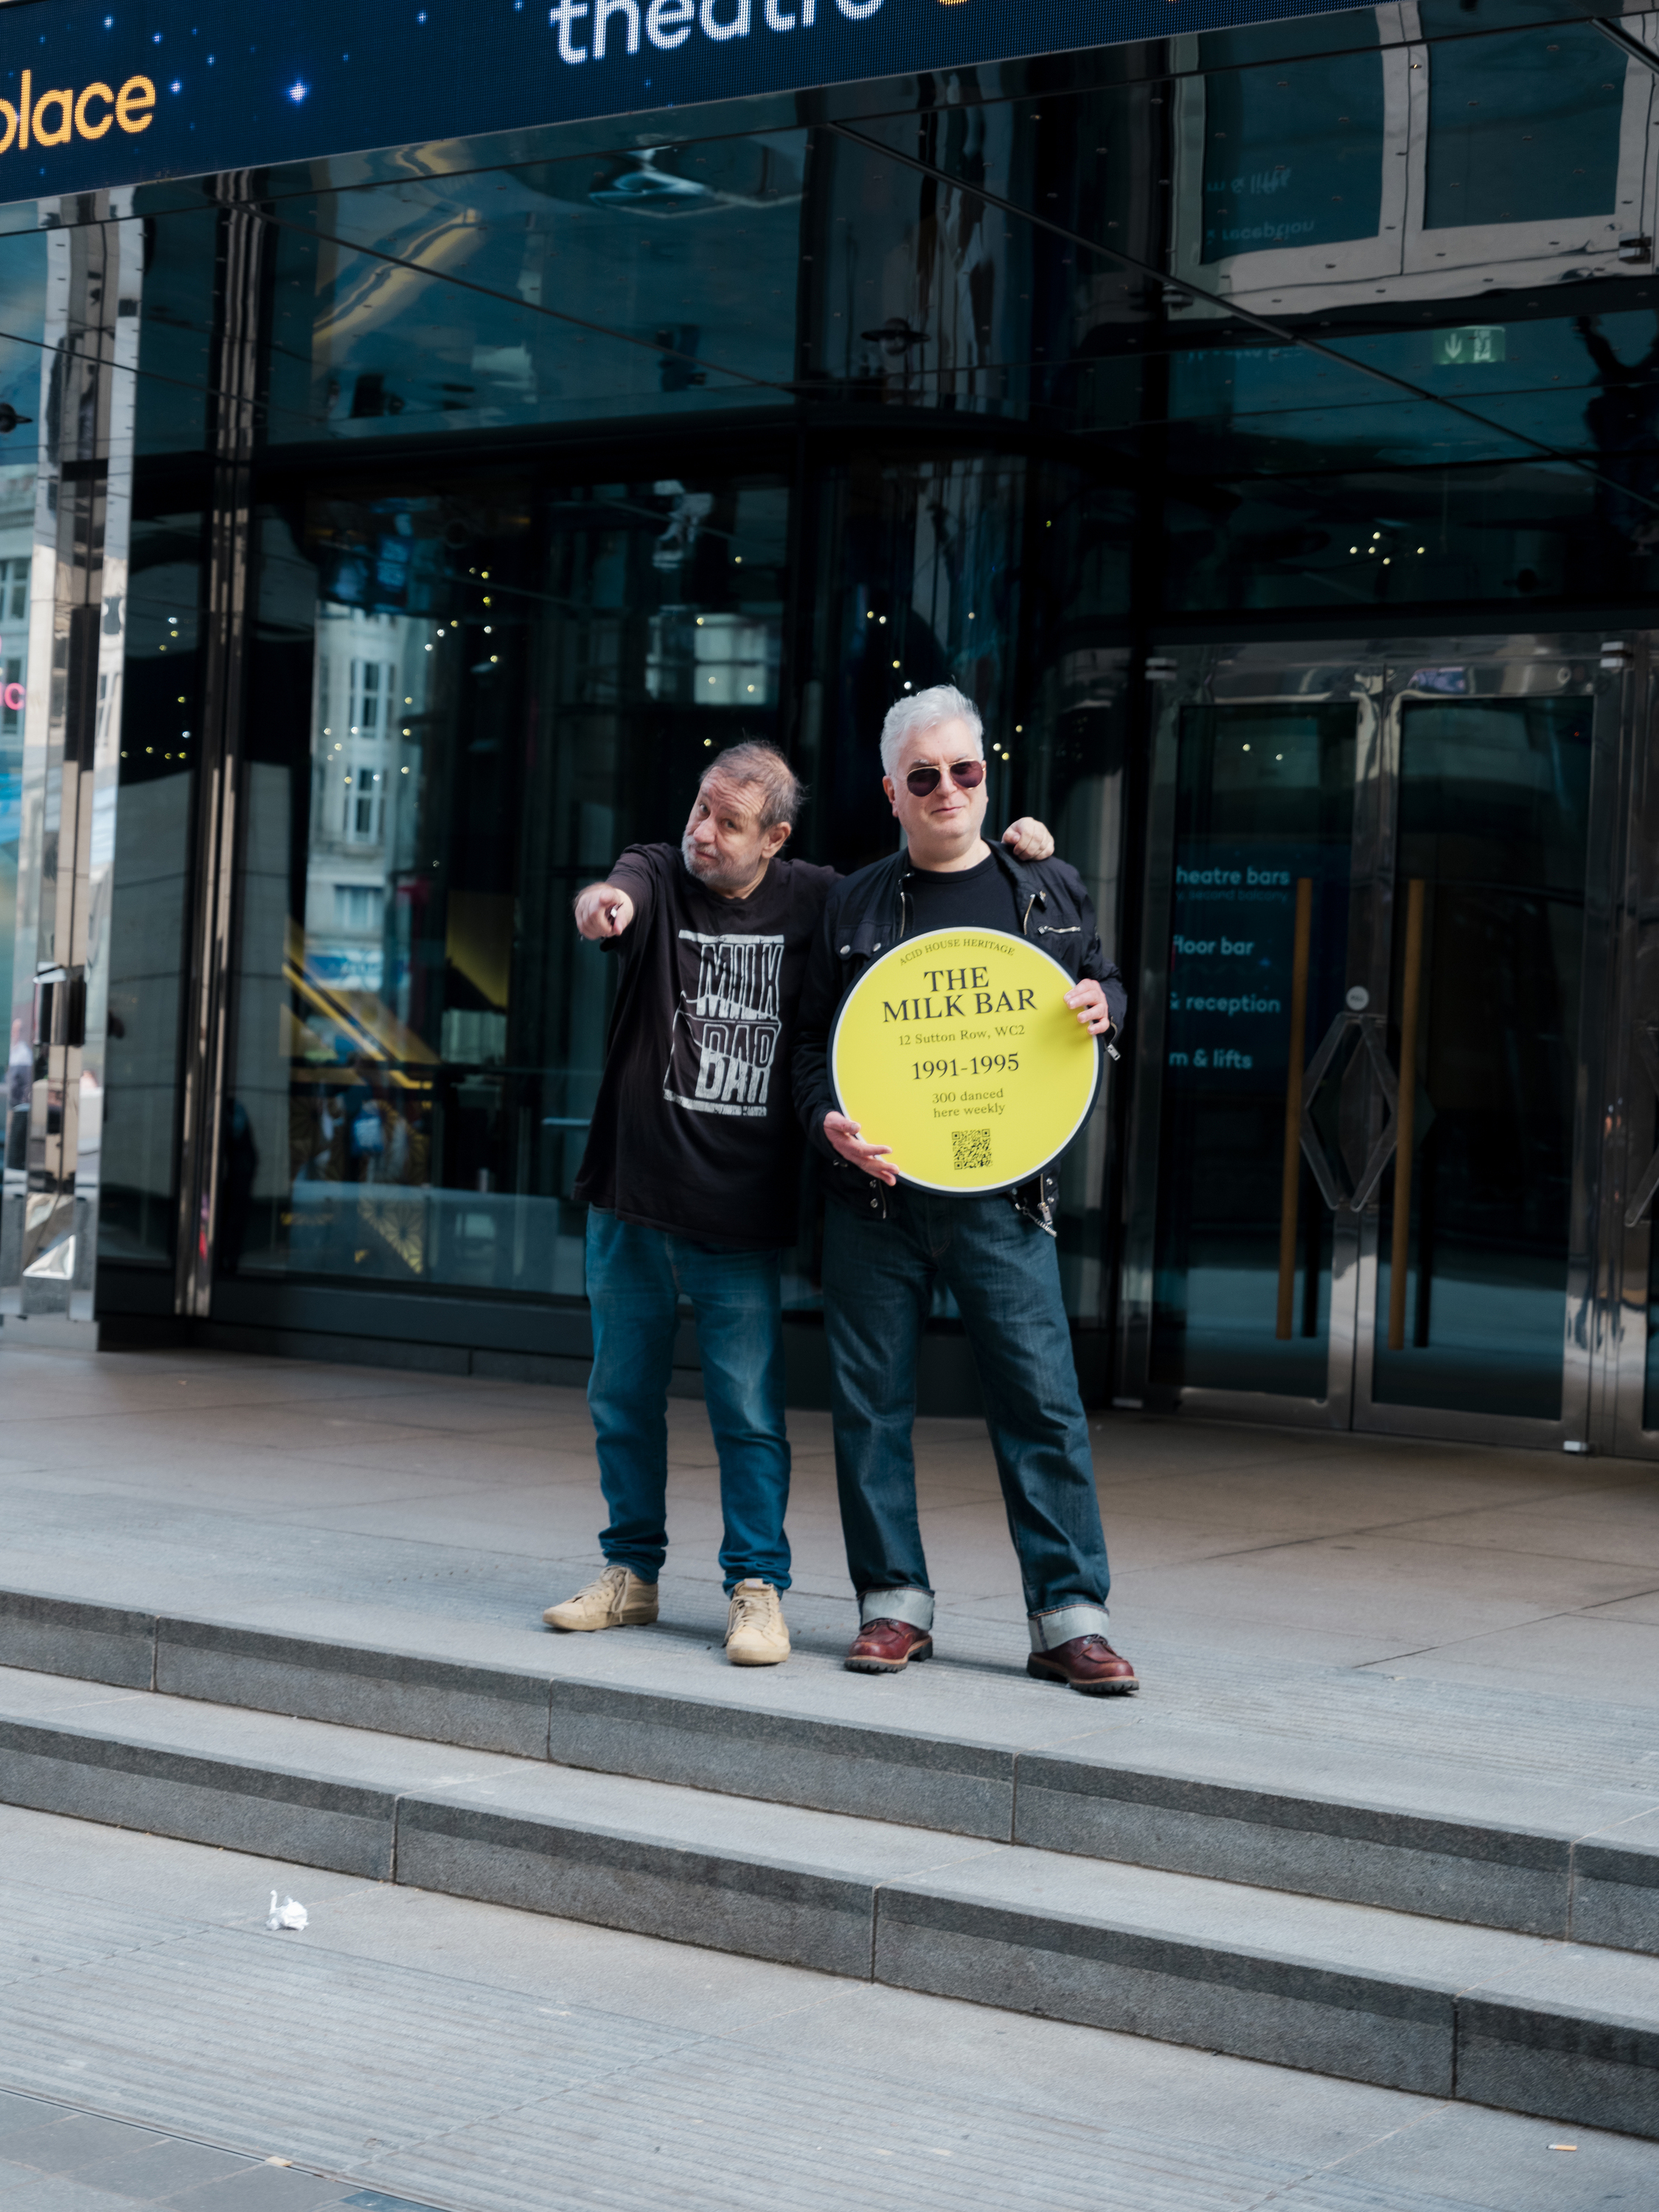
681, 833, 754, 892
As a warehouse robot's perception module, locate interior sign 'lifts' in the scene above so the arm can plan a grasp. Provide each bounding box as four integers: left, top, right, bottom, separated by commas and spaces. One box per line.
0, 0, 1394, 201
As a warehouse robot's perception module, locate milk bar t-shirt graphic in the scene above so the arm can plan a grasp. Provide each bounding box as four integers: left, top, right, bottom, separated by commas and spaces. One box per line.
574, 842, 838, 1248
667, 928, 785, 1117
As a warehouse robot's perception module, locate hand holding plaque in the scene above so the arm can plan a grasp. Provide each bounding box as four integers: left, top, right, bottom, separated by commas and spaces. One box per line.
830, 928, 1102, 1192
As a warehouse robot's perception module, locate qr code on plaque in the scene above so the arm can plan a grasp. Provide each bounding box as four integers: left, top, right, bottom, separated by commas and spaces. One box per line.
953, 1127, 992, 1172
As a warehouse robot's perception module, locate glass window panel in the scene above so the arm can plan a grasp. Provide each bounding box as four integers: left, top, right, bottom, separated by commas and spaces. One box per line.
132, 204, 218, 456
0, 273, 40, 1203
100, 500, 204, 1267
0, 486, 31, 1181
1201, 35, 1385, 262
263, 136, 805, 445
1150, 702, 1356, 1397
1423, 24, 1625, 232
227, 465, 790, 1300
1374, 694, 1592, 1419
804, 453, 1040, 872
1161, 449, 1659, 616
0, 223, 43, 1107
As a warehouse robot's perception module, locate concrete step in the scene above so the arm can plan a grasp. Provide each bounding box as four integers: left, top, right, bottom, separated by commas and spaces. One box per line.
3, 1584, 1658, 1952
1, 1661, 1658, 2143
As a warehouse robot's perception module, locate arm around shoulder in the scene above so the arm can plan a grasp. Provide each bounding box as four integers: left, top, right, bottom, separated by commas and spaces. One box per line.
793, 891, 847, 1155
1048, 860, 1127, 1032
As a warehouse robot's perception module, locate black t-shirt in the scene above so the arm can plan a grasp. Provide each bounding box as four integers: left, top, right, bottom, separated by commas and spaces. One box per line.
905, 848, 1024, 937
574, 844, 838, 1248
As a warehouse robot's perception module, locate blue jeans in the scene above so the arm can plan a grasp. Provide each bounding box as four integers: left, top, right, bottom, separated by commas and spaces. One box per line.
584, 1210, 791, 1593
821, 1188, 1111, 1652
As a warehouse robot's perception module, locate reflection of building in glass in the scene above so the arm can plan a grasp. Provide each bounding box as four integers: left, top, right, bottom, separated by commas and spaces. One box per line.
305, 605, 424, 994
0, 467, 30, 1108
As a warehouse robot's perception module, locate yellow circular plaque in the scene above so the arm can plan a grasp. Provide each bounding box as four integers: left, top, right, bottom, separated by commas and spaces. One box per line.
830, 928, 1101, 1193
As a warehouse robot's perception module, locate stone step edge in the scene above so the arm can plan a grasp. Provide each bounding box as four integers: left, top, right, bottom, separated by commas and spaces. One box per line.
3, 1585, 1658, 1952
1, 1705, 1656, 2146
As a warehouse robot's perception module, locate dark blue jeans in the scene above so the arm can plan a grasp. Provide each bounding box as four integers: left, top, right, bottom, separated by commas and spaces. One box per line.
584, 1210, 791, 1593
821, 1188, 1111, 1651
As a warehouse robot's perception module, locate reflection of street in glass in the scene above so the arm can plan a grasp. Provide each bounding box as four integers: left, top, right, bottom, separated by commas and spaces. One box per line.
4, 1013, 28, 1169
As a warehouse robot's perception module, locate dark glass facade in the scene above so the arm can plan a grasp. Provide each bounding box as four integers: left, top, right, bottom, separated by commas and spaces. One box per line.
0, 0, 1654, 1448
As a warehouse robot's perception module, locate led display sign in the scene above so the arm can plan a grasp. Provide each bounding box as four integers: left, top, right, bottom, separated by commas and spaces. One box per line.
0, 0, 1371, 197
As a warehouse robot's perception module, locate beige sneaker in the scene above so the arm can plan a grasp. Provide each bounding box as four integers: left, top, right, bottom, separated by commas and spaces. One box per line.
725, 1579, 790, 1666
543, 1564, 658, 1632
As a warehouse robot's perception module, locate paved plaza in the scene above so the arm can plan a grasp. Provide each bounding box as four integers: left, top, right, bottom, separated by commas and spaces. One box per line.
0, 1338, 1657, 2211
3, 1340, 1659, 1700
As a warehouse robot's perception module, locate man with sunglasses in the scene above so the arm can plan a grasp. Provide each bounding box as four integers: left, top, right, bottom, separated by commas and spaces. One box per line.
793, 686, 1136, 1693
545, 737, 1060, 1669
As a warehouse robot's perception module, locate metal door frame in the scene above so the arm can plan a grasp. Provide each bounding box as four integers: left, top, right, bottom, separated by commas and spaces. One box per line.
1118, 630, 1623, 1453
1601, 635, 1659, 1459
1117, 638, 1379, 1432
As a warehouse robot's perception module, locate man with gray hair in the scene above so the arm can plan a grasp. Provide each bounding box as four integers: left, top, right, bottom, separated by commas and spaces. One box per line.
793, 687, 1136, 1693
546, 737, 1059, 1667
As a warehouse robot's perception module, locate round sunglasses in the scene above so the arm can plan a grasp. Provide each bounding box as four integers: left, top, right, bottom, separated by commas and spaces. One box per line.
904, 757, 987, 798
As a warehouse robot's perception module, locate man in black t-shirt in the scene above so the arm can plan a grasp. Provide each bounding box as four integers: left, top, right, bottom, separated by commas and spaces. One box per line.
793, 686, 1138, 1696
544, 740, 1057, 1667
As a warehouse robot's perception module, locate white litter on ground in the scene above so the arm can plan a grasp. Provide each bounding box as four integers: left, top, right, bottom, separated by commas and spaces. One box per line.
265, 1893, 309, 1931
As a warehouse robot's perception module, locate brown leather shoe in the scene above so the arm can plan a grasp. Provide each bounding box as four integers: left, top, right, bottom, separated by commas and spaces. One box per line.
1027, 1634, 1138, 1695
846, 1618, 934, 1674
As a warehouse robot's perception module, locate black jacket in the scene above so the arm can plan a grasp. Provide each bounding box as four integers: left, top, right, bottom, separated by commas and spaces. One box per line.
792, 842, 1127, 1230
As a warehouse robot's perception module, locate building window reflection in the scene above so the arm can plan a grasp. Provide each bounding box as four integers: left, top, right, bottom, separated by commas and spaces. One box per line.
1200, 23, 1385, 262
1422, 18, 1624, 232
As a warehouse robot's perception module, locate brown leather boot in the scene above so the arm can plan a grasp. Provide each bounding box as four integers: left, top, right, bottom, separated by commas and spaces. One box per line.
1027, 1634, 1138, 1695
846, 1618, 934, 1674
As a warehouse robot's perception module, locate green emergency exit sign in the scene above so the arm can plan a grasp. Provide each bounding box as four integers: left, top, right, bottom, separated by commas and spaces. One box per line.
1432, 327, 1506, 366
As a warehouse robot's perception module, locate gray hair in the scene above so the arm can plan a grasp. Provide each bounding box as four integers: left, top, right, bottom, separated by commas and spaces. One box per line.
878, 684, 985, 777
700, 740, 804, 832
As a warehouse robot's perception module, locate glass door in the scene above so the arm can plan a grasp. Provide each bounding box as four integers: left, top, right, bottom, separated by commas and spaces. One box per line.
1119, 634, 1618, 1447
1355, 645, 1611, 1446
1120, 642, 1382, 1428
